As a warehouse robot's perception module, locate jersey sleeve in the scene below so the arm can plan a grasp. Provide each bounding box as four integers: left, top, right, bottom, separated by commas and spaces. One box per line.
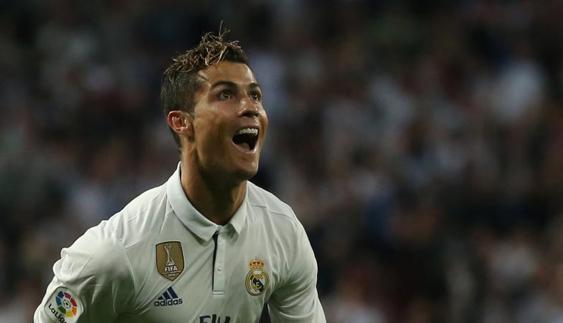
34, 225, 135, 323
267, 221, 326, 323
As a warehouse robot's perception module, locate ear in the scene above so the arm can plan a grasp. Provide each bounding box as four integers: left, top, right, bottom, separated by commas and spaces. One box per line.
166, 111, 194, 142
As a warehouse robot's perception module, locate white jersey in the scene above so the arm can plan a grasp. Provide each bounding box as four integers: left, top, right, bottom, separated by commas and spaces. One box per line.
34, 165, 326, 323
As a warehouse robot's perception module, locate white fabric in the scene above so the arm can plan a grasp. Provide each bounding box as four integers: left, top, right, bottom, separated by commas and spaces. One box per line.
35, 165, 326, 323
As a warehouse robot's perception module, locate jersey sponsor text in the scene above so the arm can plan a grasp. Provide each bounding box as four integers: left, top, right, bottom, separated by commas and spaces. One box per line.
199, 314, 231, 323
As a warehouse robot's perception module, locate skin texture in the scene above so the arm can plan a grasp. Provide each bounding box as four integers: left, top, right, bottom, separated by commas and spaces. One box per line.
166, 61, 268, 225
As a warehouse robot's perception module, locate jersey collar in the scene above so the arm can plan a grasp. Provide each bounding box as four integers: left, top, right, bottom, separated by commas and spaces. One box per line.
166, 164, 247, 241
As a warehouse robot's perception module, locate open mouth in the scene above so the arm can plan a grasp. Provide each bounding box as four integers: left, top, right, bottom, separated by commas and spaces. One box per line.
232, 127, 259, 151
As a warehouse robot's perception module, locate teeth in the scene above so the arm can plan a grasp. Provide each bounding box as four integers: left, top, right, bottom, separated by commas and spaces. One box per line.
236, 128, 258, 136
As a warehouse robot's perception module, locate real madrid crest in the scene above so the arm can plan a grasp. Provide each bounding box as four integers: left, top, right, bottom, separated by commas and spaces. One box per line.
156, 241, 185, 281
245, 258, 269, 296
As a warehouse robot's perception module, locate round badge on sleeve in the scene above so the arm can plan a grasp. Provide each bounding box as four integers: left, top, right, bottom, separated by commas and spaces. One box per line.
45, 287, 83, 322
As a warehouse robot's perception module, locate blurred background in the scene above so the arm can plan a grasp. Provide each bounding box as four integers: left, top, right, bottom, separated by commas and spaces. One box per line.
2, 0, 563, 322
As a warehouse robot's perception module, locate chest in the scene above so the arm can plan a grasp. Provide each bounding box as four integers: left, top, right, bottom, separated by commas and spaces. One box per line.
125, 228, 282, 323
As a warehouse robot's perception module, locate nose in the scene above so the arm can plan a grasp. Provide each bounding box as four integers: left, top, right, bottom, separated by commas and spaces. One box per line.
239, 98, 260, 118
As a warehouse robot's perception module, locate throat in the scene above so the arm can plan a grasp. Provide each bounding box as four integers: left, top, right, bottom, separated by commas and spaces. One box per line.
200, 186, 246, 225
181, 165, 246, 225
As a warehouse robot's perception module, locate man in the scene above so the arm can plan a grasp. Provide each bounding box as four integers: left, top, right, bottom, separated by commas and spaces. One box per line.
34, 30, 326, 323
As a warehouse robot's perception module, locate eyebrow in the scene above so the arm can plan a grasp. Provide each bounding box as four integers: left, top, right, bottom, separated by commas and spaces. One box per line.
209, 80, 262, 91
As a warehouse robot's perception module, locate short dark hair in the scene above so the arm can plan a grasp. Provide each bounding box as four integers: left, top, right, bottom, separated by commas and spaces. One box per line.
160, 29, 248, 147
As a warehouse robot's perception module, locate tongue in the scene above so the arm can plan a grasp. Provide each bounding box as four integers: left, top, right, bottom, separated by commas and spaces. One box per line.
237, 142, 251, 150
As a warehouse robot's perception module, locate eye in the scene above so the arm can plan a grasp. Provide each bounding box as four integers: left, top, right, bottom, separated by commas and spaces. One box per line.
249, 91, 262, 102
219, 90, 233, 101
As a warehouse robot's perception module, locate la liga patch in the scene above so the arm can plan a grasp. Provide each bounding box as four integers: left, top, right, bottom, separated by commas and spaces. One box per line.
45, 287, 82, 323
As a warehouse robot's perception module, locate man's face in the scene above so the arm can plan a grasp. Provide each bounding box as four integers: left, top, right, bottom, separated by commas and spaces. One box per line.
189, 61, 268, 182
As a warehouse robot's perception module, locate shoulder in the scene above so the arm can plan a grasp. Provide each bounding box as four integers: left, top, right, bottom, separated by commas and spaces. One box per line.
245, 184, 318, 287
60, 184, 168, 279
247, 182, 300, 225
61, 227, 131, 282
103, 183, 169, 247
245, 182, 308, 244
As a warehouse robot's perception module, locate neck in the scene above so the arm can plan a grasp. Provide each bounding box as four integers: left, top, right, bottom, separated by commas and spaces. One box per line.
179, 159, 246, 226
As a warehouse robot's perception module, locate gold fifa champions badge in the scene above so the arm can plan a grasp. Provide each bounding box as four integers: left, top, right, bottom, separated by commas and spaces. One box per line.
156, 241, 185, 281
245, 258, 269, 296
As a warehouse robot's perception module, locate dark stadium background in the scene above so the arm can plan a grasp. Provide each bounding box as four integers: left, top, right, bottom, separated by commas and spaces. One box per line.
2, 1, 563, 322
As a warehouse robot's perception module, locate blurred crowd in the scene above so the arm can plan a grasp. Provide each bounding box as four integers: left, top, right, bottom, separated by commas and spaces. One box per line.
2, 0, 563, 322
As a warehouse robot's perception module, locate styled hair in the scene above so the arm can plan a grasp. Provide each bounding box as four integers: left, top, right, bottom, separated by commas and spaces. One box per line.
160, 28, 248, 147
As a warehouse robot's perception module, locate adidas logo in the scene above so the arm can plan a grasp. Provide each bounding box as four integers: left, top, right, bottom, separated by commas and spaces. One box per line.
154, 287, 183, 307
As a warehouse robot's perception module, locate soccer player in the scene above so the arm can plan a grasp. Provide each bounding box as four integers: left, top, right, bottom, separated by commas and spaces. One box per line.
34, 30, 326, 323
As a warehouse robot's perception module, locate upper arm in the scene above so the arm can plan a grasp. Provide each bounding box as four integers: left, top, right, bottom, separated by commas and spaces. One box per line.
34, 228, 134, 323
267, 221, 326, 323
